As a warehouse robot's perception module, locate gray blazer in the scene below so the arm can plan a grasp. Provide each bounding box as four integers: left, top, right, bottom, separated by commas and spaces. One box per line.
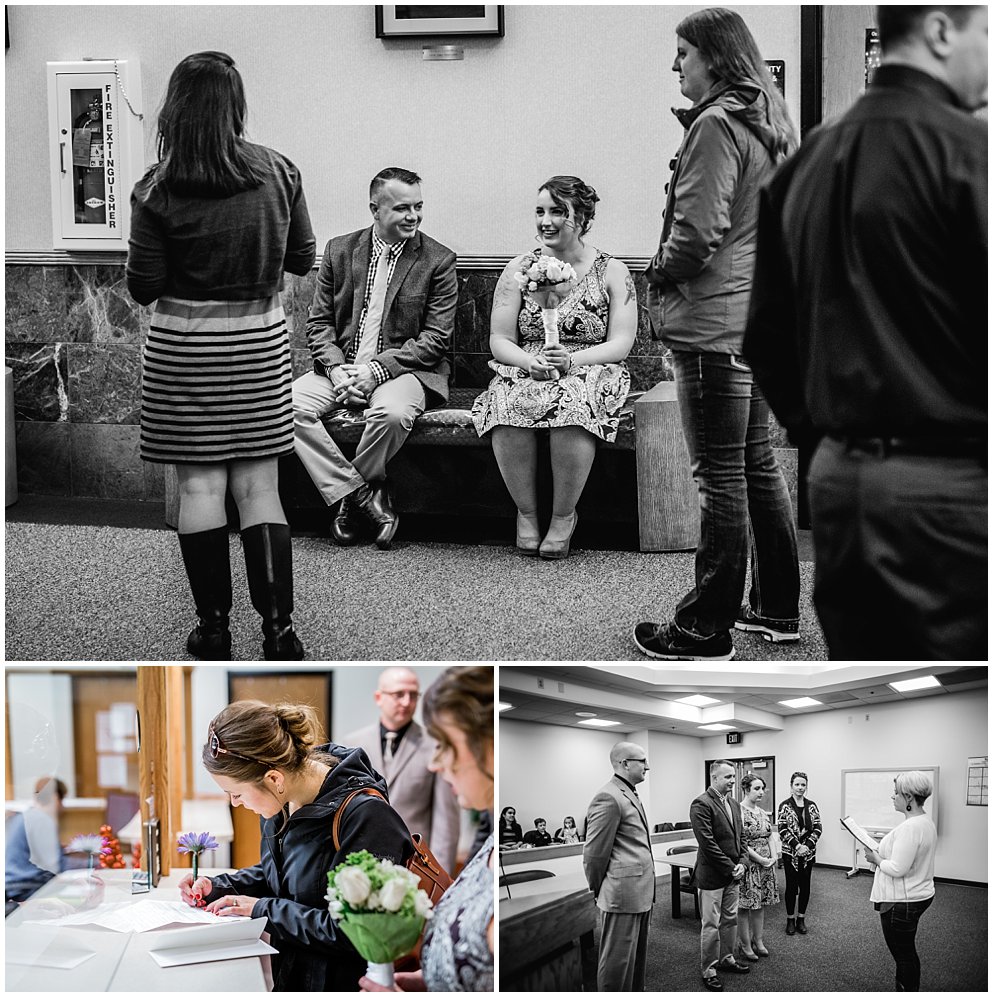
305, 226, 457, 406
583, 775, 656, 914
342, 720, 461, 875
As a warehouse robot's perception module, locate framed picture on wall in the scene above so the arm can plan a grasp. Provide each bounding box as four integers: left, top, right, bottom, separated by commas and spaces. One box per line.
375, 5, 505, 38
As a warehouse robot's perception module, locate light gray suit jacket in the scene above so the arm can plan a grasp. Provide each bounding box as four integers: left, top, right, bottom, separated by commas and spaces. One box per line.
342, 720, 460, 875
583, 775, 656, 914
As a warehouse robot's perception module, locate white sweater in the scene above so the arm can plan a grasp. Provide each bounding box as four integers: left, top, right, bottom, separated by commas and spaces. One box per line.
870, 815, 937, 903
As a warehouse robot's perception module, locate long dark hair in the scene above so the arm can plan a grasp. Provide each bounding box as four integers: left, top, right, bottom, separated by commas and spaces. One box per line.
422, 666, 494, 785
155, 51, 265, 197
675, 8, 798, 160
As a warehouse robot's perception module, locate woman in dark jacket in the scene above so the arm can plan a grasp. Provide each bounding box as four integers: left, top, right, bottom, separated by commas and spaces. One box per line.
498, 806, 524, 848
635, 8, 800, 661
179, 700, 412, 991
126, 51, 316, 661
776, 770, 822, 936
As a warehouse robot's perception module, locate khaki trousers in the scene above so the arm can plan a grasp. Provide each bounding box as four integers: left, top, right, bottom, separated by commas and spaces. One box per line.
699, 881, 739, 976
292, 371, 426, 505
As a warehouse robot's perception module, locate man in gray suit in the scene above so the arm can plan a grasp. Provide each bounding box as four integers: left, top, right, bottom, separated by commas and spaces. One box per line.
343, 667, 460, 875
691, 760, 750, 992
292, 167, 457, 549
583, 741, 655, 992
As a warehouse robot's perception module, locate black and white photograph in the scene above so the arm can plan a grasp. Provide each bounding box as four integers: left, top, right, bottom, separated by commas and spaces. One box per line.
3, 7, 987, 653
498, 664, 988, 992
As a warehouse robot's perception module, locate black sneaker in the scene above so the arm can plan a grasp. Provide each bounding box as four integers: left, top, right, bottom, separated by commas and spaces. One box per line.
633, 621, 735, 661
734, 606, 800, 643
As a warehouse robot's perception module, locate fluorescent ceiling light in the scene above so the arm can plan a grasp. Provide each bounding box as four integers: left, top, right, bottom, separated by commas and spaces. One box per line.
578, 718, 621, 727
779, 697, 822, 708
699, 723, 734, 731
575, 711, 598, 718
676, 695, 722, 707
888, 676, 940, 693
498, 702, 514, 712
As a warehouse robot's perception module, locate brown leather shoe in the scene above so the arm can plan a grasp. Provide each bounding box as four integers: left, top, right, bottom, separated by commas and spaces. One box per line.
352, 480, 399, 550
331, 493, 364, 546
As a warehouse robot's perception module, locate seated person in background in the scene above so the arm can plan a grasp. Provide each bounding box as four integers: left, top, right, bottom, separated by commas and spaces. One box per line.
522, 818, 553, 847
292, 167, 457, 550
471, 175, 637, 560
5, 777, 68, 902
555, 815, 582, 843
499, 806, 524, 848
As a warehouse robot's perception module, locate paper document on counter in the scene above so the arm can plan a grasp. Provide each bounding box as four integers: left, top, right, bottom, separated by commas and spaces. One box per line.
841, 816, 879, 851
147, 917, 277, 968
24, 899, 247, 932
6, 944, 97, 969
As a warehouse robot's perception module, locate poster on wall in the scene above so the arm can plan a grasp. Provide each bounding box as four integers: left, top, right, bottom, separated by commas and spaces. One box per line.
865, 28, 882, 89
765, 60, 785, 97
967, 756, 988, 806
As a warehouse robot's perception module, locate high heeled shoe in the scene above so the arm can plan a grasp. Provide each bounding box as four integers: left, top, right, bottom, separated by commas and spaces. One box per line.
736, 944, 759, 963
539, 511, 578, 560
516, 512, 541, 554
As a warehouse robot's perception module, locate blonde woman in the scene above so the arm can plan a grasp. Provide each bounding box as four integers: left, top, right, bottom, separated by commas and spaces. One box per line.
864, 771, 937, 992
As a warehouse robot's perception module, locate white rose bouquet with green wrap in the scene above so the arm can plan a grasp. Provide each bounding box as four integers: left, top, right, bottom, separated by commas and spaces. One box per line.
514, 254, 578, 354
326, 850, 434, 988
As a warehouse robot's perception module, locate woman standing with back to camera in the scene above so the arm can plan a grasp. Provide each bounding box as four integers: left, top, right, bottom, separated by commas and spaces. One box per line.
127, 51, 316, 661
634, 7, 800, 661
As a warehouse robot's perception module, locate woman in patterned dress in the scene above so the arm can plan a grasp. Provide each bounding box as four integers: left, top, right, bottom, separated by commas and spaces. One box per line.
127, 52, 316, 660
471, 176, 637, 559
737, 772, 780, 960
360, 666, 494, 992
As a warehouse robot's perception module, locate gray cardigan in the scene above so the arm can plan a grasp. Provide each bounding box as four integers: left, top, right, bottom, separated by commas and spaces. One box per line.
126, 142, 316, 305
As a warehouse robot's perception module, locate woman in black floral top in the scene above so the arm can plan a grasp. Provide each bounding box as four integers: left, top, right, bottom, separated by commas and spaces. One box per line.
777, 771, 822, 936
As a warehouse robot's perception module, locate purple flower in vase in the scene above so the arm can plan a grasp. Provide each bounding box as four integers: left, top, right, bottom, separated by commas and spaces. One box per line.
177, 831, 218, 890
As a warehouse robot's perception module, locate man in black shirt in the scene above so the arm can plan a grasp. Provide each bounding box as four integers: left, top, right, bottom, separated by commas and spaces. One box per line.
745, 5, 987, 660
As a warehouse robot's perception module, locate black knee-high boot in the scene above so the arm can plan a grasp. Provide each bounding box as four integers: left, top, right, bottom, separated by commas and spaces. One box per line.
241, 523, 304, 660
178, 526, 233, 660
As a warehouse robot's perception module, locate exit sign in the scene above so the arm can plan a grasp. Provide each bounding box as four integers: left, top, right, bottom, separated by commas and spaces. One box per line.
727, 732, 742, 745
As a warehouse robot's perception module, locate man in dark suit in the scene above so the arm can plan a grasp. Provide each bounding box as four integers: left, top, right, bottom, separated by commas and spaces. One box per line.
292, 167, 457, 549
583, 742, 655, 991
691, 760, 749, 991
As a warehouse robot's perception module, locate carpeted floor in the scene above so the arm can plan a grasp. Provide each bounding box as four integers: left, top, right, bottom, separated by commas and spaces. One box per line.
613, 867, 987, 992
4, 516, 828, 662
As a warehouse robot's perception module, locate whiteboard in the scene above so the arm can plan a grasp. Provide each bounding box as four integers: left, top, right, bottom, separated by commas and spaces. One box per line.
842, 769, 940, 832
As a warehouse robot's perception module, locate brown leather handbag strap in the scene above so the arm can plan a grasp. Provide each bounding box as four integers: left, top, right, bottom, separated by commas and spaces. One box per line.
332, 787, 387, 851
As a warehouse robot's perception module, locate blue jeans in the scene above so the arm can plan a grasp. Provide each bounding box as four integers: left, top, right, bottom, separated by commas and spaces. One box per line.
671, 351, 800, 636
879, 896, 933, 991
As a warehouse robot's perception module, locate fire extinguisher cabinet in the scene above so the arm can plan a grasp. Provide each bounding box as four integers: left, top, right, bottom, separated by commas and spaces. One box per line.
46, 60, 145, 251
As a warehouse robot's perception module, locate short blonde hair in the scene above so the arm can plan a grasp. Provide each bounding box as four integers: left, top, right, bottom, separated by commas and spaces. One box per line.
895, 770, 933, 806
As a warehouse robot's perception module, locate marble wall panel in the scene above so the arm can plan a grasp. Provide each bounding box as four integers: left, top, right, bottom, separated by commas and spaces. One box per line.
627, 353, 675, 392
69, 424, 147, 500
452, 353, 494, 391
68, 344, 141, 425
13, 420, 71, 496
5, 342, 69, 422
5, 267, 68, 343
455, 273, 496, 353
65, 265, 144, 344
283, 271, 318, 350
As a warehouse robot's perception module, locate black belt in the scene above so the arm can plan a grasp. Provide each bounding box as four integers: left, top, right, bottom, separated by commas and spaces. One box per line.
828, 433, 986, 458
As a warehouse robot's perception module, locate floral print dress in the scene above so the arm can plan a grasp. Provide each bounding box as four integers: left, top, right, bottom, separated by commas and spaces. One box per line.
739, 805, 780, 910
471, 250, 631, 442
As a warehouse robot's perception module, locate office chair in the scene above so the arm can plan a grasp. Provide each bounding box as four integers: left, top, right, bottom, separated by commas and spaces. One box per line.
667, 843, 700, 918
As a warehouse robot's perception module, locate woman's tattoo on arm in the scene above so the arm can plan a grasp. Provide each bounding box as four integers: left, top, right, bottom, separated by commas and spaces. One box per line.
624, 275, 637, 305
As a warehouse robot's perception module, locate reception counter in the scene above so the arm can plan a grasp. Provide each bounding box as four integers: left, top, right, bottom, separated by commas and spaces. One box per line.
499, 832, 696, 991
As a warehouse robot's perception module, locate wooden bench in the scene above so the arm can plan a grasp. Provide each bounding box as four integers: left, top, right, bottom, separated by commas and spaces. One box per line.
165, 383, 700, 551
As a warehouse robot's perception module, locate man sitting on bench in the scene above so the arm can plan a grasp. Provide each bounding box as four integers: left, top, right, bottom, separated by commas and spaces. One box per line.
292, 167, 457, 549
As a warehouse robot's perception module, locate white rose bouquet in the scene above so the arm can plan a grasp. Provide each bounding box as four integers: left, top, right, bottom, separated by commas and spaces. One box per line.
513, 255, 578, 351
326, 850, 434, 988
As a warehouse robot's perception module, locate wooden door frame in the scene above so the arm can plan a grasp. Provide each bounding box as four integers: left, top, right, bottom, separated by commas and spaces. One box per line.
225, 670, 334, 736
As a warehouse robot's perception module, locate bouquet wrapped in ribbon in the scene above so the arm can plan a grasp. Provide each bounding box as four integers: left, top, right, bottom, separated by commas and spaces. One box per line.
513, 255, 578, 351
327, 850, 434, 988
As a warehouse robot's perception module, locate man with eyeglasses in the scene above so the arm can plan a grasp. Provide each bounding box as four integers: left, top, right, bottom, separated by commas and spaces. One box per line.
343, 666, 460, 875
583, 741, 655, 991
691, 760, 749, 991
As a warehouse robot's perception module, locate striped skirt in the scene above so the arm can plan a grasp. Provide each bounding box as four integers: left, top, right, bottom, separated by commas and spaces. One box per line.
140, 295, 294, 464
